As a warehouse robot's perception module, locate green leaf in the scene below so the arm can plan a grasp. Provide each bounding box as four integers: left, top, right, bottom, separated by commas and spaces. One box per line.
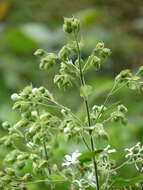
78, 151, 95, 162
49, 174, 66, 182
80, 85, 93, 100
113, 176, 143, 188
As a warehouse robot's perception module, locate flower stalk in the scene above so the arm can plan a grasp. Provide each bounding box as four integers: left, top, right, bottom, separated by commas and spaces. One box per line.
74, 32, 100, 190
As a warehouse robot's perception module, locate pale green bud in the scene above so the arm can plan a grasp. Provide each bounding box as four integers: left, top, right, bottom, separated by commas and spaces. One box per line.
17, 161, 25, 169
39, 160, 48, 169
118, 105, 128, 113
23, 173, 32, 181
63, 17, 80, 34
93, 56, 101, 70
95, 42, 104, 51
5, 168, 15, 176
100, 48, 111, 58
34, 49, 45, 57
2, 121, 10, 130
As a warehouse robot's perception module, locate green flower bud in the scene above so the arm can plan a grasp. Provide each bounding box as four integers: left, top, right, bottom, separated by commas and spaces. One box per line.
17, 153, 28, 161
100, 48, 111, 59
95, 42, 104, 51
98, 129, 109, 141
40, 53, 57, 71
5, 168, 15, 176
17, 161, 25, 169
23, 173, 32, 181
58, 46, 71, 60
39, 86, 46, 94
12, 102, 21, 110
2, 121, 10, 130
63, 17, 80, 34
72, 18, 80, 33
54, 74, 72, 89
115, 69, 132, 83
34, 49, 45, 57
133, 146, 140, 154
118, 105, 128, 113
92, 56, 101, 70
39, 160, 48, 169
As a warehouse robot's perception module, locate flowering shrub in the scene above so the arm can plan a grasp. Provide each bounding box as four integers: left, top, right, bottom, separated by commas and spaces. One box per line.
1, 17, 143, 190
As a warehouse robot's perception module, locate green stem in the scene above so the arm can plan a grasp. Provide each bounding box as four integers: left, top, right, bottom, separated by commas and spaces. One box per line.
43, 141, 51, 175
74, 32, 100, 190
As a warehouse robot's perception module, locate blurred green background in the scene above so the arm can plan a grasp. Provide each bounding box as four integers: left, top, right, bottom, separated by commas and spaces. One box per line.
0, 0, 143, 189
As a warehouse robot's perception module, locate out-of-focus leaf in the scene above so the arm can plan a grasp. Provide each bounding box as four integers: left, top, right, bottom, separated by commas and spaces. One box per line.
113, 176, 143, 188
6, 28, 38, 55
78, 9, 99, 28
49, 174, 66, 182
78, 151, 95, 162
0, 0, 9, 21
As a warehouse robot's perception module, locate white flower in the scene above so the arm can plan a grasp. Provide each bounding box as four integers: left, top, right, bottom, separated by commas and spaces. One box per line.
87, 172, 96, 188
125, 142, 143, 171
11, 93, 19, 101
73, 179, 89, 189
62, 151, 81, 167
104, 145, 116, 154
17, 155, 23, 160
125, 142, 143, 159
31, 110, 38, 117
32, 88, 39, 94
64, 127, 70, 133
26, 142, 34, 148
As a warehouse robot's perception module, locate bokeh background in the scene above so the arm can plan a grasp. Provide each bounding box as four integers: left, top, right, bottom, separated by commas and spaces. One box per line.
0, 0, 143, 189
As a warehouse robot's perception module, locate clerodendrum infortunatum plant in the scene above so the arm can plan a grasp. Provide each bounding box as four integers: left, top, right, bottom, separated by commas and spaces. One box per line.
1, 17, 143, 190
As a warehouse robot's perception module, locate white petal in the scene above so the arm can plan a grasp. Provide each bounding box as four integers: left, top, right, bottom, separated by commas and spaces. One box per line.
65, 155, 72, 161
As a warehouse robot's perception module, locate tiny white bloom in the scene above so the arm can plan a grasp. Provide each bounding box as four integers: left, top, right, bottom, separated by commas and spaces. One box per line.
73, 179, 89, 188
17, 155, 23, 160
26, 142, 34, 148
11, 93, 19, 101
32, 88, 39, 94
104, 145, 116, 154
31, 110, 38, 117
62, 151, 81, 167
125, 142, 143, 159
64, 127, 70, 133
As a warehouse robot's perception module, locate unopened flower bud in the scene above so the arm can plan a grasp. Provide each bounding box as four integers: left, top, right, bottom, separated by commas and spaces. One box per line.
32, 88, 39, 94
118, 105, 128, 113
11, 93, 19, 101
64, 127, 70, 133
95, 42, 104, 51
2, 121, 10, 130
39, 160, 48, 169
34, 49, 45, 57
5, 168, 15, 176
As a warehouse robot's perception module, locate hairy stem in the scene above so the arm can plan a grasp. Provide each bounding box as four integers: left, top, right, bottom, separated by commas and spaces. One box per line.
74, 32, 100, 190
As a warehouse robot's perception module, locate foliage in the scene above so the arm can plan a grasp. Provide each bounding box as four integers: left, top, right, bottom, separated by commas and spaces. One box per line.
1, 17, 143, 190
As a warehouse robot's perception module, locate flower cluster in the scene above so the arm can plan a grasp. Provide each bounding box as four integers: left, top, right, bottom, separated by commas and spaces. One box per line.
1, 16, 143, 190
125, 142, 143, 171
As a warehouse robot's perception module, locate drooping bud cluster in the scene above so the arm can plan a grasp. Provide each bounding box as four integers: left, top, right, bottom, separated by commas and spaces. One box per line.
85, 42, 111, 72
111, 104, 128, 125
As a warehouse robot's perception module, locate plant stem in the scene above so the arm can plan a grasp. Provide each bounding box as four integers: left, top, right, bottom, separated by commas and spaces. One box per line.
74, 32, 100, 190
43, 141, 51, 175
